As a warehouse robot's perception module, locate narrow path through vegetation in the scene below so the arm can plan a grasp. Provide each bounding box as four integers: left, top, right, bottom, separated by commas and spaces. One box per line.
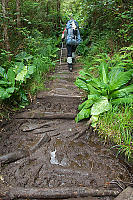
0, 62, 132, 200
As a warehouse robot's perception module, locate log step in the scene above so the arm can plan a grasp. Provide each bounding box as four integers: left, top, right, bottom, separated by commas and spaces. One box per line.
37, 93, 82, 99
15, 111, 76, 119
0, 186, 120, 199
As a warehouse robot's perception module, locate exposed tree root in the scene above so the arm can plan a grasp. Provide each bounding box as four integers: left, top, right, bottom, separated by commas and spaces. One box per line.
0, 134, 51, 165
30, 133, 51, 152
0, 150, 29, 165
0, 186, 120, 199
21, 122, 51, 132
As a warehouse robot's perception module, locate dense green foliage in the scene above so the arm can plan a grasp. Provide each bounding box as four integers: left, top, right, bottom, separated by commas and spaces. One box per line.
0, 0, 60, 108
0, 30, 59, 108
75, 48, 133, 125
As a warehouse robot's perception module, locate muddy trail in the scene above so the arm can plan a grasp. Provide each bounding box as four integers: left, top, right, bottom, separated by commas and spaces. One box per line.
0, 63, 133, 200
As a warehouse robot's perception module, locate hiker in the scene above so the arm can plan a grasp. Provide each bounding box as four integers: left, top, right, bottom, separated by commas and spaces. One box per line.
62, 17, 81, 72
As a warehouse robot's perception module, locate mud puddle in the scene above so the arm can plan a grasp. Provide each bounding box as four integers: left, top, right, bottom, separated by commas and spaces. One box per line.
0, 127, 131, 189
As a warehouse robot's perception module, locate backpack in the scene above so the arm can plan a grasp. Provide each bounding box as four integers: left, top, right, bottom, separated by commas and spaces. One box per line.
66, 20, 81, 46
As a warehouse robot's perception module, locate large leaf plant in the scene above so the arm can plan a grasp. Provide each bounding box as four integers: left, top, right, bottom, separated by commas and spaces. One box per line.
75, 61, 133, 127
0, 52, 35, 107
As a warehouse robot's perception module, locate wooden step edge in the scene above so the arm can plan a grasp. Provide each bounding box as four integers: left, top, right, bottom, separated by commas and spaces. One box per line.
14, 111, 77, 120
0, 186, 120, 199
37, 93, 83, 99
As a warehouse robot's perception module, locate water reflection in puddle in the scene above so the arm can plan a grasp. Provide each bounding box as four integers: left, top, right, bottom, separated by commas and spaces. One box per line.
50, 148, 67, 166
49, 138, 131, 184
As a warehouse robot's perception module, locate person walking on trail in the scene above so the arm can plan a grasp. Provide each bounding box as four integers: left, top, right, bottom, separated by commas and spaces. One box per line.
61, 17, 81, 72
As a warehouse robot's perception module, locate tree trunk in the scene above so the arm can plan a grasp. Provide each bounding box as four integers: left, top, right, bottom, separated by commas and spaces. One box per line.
57, 0, 60, 28
46, 0, 49, 17
1, 0, 10, 52
16, 0, 21, 27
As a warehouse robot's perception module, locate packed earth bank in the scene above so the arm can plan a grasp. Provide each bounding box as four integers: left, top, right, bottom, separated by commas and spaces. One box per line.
0, 63, 132, 200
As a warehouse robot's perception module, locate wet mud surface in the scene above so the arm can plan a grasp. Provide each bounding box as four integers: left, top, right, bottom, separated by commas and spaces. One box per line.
0, 63, 132, 200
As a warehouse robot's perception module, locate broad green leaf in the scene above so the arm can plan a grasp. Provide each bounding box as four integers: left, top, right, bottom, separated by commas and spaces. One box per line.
111, 95, 133, 105
90, 115, 99, 128
15, 52, 33, 61
110, 84, 133, 98
0, 80, 12, 86
98, 61, 108, 82
75, 78, 89, 91
0, 67, 6, 78
6, 87, 15, 94
91, 115, 99, 122
25, 65, 35, 79
25, 55, 33, 61
15, 66, 28, 81
19, 90, 28, 101
88, 94, 100, 100
102, 62, 108, 84
91, 96, 112, 115
75, 108, 91, 123
14, 62, 25, 74
28, 65, 35, 75
15, 52, 28, 60
109, 67, 124, 85
109, 69, 133, 91
0, 87, 5, 96
87, 83, 101, 95
78, 101, 87, 111
86, 79, 102, 90
7, 68, 15, 86
0, 87, 10, 99
79, 70, 91, 78
78, 99, 94, 111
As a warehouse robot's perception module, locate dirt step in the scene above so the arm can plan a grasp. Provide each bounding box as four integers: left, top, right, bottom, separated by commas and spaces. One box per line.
34, 93, 83, 113
51, 80, 78, 88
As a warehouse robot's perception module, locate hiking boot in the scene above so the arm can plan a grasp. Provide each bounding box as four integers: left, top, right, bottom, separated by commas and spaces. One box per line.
68, 64, 73, 72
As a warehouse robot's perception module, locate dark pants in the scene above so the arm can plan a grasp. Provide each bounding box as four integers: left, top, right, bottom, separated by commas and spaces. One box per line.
66, 44, 77, 57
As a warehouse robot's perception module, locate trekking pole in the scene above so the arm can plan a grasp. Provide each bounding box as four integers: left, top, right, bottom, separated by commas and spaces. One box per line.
60, 42, 64, 65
